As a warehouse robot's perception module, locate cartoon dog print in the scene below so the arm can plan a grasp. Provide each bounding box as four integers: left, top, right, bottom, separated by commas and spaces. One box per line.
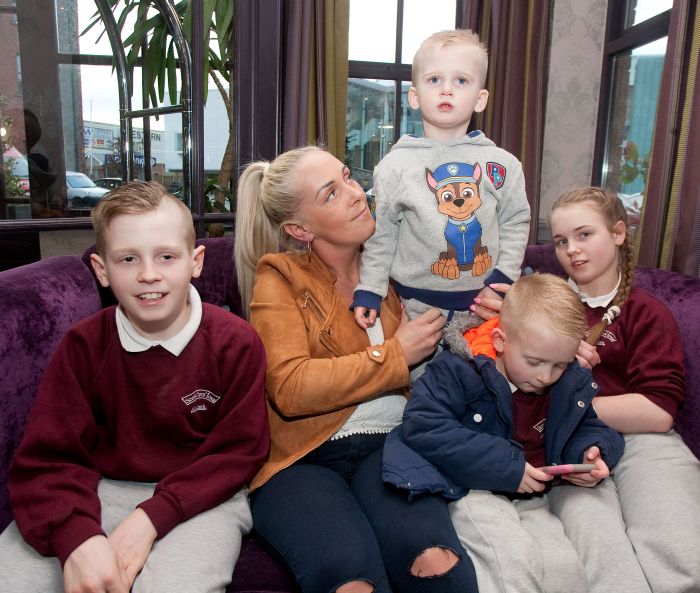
426, 162, 492, 279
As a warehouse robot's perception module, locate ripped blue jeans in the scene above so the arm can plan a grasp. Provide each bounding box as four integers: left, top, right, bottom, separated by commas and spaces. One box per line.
250, 433, 478, 593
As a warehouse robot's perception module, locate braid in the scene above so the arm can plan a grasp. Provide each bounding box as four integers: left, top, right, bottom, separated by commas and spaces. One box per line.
612, 232, 635, 309
551, 187, 635, 345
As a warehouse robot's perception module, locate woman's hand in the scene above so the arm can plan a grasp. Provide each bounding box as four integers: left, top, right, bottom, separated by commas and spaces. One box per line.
395, 308, 445, 367
470, 283, 510, 320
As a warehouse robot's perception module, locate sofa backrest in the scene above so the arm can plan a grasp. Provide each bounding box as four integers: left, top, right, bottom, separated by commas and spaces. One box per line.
523, 244, 700, 458
0, 256, 103, 530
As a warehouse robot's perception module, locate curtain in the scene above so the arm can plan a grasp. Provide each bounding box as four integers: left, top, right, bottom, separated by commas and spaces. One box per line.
282, 0, 349, 159
641, 0, 700, 274
462, 0, 553, 243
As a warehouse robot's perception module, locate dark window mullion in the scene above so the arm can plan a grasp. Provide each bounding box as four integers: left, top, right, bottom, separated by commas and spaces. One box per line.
394, 0, 404, 145
605, 11, 671, 55
348, 61, 411, 79
395, 0, 404, 64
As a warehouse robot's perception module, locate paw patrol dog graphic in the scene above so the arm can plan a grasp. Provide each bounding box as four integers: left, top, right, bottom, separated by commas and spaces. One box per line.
426, 162, 492, 279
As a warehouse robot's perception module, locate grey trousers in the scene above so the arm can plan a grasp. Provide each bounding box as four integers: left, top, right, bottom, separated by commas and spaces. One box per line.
548, 430, 700, 593
0, 479, 252, 593
449, 490, 587, 593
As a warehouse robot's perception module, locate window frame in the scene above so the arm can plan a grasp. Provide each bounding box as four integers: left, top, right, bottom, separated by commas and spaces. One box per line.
347, 0, 463, 151
591, 4, 671, 188
0, 1, 281, 237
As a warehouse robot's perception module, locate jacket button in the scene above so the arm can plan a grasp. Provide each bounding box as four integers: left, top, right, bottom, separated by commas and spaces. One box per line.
372, 349, 381, 357
577, 400, 585, 408
591, 382, 598, 389
473, 413, 483, 422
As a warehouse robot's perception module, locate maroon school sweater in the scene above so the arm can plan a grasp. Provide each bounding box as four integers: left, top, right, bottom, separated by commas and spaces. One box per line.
584, 287, 685, 418
9, 304, 269, 565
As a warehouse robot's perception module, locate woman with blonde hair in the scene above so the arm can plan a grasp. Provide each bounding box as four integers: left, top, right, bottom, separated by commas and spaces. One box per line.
234, 146, 478, 593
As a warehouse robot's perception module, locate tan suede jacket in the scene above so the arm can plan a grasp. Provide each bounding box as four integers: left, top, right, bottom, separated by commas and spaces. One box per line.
248, 250, 409, 490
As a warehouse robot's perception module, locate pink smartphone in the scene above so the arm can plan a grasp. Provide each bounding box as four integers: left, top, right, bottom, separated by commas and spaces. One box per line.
540, 463, 596, 475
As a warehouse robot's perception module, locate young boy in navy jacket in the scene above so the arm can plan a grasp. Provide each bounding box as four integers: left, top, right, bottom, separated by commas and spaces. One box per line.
383, 273, 624, 593
0, 182, 269, 593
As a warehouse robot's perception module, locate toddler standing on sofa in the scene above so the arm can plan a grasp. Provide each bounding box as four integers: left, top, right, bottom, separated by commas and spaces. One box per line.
0, 182, 269, 593
352, 29, 530, 337
383, 273, 625, 593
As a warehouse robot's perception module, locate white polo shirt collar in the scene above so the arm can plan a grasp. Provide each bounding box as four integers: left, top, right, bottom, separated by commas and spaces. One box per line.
567, 274, 621, 308
116, 284, 202, 356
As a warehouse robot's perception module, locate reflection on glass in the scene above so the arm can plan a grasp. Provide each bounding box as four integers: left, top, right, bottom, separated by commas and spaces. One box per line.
345, 80, 426, 191
349, 0, 397, 62
400, 81, 423, 136
602, 38, 667, 236
626, 0, 673, 28
402, 0, 457, 64
345, 79, 396, 189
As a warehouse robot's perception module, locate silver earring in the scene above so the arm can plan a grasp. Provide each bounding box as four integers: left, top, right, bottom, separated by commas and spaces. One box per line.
307, 240, 312, 253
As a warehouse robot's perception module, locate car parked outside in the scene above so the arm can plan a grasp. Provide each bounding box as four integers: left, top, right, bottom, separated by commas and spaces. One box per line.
3, 146, 30, 194
66, 171, 109, 208
94, 177, 124, 190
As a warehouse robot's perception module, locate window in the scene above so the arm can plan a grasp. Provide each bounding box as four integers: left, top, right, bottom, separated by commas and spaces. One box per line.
346, 0, 458, 190
593, 0, 673, 236
0, 1, 240, 223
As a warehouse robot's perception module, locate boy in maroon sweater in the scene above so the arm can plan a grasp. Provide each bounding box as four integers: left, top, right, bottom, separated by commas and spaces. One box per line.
0, 182, 269, 593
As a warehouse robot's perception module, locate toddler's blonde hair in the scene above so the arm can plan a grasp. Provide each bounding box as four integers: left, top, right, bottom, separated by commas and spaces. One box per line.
412, 29, 488, 86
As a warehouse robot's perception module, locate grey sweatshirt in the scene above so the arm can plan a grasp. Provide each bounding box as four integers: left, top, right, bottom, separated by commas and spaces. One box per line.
355, 132, 531, 312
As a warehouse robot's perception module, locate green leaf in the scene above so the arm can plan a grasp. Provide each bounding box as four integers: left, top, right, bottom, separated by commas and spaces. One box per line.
628, 142, 639, 164
167, 39, 178, 105
619, 163, 640, 185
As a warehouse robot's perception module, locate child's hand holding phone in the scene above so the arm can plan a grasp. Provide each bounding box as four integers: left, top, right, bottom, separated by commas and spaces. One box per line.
543, 446, 609, 487
517, 462, 553, 494
539, 463, 596, 475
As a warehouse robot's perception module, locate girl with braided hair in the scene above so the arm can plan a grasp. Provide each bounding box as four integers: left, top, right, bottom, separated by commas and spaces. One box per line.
546, 187, 700, 593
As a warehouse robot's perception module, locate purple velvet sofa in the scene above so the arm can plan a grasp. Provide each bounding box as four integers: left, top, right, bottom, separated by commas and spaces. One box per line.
0, 238, 698, 592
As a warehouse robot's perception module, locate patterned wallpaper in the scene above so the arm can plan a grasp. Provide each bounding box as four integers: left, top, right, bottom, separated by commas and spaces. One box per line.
538, 0, 608, 240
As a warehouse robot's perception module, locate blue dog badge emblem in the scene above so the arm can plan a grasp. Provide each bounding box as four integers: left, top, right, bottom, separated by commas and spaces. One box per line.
486, 162, 506, 189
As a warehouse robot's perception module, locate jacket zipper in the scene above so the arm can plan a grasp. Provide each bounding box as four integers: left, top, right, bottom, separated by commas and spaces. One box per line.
548, 378, 592, 465
301, 291, 344, 357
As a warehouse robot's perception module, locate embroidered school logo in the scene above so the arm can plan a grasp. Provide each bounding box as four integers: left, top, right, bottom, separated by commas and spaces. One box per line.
601, 329, 617, 344
181, 389, 220, 413
486, 162, 506, 189
533, 418, 546, 435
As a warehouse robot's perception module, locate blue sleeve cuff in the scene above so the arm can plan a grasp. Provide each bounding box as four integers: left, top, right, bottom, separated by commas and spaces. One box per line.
351, 290, 383, 315
484, 269, 513, 297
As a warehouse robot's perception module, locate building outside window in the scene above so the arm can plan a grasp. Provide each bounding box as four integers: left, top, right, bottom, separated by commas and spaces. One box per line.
595, 0, 673, 236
